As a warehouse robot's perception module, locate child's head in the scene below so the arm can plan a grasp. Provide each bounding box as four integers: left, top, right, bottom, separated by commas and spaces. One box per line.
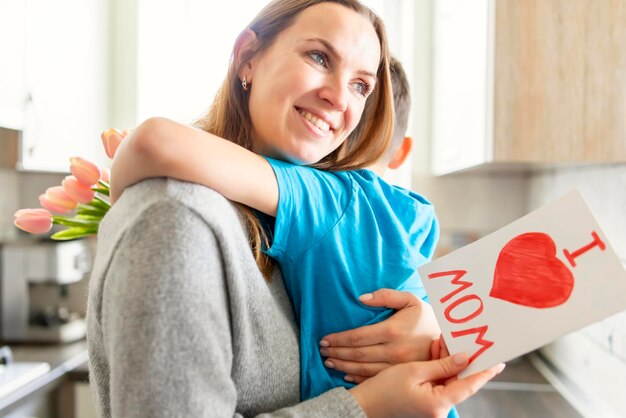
371, 55, 413, 174
196, 0, 394, 171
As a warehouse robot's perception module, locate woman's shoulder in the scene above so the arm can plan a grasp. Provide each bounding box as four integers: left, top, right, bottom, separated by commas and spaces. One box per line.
94, 179, 249, 277
102, 178, 243, 236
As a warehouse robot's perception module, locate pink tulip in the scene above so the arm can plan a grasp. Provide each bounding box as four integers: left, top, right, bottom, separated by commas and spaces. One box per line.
62, 175, 95, 204
69, 157, 101, 186
100, 167, 110, 183
39, 186, 78, 214
14, 208, 53, 234
101, 128, 125, 159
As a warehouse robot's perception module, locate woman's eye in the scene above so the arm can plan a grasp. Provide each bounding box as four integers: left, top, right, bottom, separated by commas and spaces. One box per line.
351, 81, 371, 97
309, 51, 327, 68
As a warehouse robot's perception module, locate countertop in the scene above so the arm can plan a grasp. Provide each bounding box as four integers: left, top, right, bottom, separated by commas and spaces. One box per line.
457, 354, 584, 417
0, 342, 583, 417
0, 339, 88, 415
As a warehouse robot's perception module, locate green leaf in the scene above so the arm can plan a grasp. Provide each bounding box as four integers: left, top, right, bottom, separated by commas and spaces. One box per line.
51, 226, 98, 241
92, 187, 110, 196
76, 204, 107, 217
98, 179, 110, 189
90, 196, 111, 210
52, 216, 99, 228
76, 214, 102, 221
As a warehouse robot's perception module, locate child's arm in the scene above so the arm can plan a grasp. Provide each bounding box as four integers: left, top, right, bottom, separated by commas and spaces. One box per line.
109, 117, 278, 216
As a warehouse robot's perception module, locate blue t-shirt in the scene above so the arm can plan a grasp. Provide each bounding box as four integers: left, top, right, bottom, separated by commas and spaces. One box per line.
263, 157, 444, 399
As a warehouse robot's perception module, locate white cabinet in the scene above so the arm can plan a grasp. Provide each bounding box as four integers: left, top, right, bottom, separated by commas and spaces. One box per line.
431, 0, 626, 175
0, 0, 27, 131
0, 0, 109, 172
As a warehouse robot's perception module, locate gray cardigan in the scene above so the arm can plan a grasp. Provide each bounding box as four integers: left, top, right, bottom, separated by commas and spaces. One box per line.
87, 179, 366, 417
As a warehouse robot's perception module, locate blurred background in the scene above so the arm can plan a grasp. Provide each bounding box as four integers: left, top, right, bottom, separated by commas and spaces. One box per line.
0, 0, 625, 416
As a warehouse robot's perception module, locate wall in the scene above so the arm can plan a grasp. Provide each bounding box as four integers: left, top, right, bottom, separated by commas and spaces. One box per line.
529, 165, 626, 417
410, 2, 626, 416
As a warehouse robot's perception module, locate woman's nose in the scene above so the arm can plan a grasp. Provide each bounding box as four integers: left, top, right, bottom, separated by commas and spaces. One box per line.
319, 76, 349, 112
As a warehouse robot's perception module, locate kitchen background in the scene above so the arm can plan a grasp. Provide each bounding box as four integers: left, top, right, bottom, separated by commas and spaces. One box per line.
0, 0, 625, 417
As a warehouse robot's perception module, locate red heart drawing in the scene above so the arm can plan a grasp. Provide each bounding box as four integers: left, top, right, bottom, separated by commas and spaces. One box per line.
490, 232, 574, 308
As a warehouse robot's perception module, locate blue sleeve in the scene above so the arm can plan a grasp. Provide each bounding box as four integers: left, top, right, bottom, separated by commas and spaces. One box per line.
406, 189, 440, 263
263, 157, 352, 260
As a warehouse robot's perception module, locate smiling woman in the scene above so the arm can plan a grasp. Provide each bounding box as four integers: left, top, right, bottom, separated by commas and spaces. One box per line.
243, 3, 381, 164
88, 1, 503, 417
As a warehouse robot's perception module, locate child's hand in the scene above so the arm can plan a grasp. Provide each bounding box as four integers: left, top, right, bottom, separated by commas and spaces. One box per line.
350, 353, 505, 418
320, 289, 441, 383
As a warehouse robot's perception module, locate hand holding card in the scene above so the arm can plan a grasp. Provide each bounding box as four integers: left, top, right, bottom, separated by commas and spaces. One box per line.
420, 190, 626, 378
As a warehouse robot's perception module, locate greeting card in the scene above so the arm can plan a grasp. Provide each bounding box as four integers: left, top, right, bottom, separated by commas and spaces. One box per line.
419, 190, 626, 378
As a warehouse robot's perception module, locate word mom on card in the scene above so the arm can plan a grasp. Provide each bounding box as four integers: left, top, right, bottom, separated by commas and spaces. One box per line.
419, 190, 626, 378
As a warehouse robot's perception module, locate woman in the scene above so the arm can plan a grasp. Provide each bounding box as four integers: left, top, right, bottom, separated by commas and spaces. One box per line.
87, 1, 503, 416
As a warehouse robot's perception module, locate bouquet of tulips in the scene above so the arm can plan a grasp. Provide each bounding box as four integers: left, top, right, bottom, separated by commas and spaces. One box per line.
13, 129, 128, 240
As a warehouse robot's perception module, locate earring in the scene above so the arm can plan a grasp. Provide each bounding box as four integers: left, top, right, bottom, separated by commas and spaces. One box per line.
242, 76, 248, 92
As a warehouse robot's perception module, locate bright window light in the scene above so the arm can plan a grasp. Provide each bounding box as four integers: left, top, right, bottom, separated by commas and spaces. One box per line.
136, 0, 269, 123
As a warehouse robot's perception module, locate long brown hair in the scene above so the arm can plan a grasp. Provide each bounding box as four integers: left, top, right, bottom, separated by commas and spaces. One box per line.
194, 0, 394, 279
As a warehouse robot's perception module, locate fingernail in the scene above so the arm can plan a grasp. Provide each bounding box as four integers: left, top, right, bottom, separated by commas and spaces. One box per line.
496, 363, 506, 374
453, 352, 469, 365
324, 360, 335, 369
344, 375, 354, 382
320, 348, 329, 356
359, 293, 373, 301
319, 339, 330, 347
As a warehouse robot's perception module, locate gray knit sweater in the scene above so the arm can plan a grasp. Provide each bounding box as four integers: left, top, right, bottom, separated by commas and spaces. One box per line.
87, 179, 366, 417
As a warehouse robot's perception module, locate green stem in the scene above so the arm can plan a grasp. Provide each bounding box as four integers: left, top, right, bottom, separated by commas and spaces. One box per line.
52, 216, 100, 228
90, 196, 111, 210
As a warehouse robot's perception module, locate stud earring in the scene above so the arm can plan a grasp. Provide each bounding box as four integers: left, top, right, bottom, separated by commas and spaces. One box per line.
242, 76, 248, 92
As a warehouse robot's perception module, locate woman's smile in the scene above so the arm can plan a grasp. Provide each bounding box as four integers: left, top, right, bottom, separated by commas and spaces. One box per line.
246, 2, 380, 165
295, 107, 333, 138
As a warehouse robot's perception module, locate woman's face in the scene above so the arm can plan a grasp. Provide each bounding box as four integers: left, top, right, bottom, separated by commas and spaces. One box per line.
247, 2, 381, 165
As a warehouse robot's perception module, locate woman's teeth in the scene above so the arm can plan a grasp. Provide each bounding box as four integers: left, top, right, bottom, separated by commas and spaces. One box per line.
299, 109, 330, 132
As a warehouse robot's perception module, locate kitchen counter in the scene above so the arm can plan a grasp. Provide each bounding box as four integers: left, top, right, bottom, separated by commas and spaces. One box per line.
457, 353, 583, 417
0, 342, 584, 417
0, 339, 88, 417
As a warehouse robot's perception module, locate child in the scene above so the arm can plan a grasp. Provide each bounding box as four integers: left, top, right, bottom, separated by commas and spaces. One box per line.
109, 57, 451, 416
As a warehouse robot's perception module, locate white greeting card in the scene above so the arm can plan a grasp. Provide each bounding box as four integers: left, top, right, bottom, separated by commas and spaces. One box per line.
419, 189, 626, 378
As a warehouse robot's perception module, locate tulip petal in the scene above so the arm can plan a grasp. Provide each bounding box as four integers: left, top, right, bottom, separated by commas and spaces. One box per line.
15, 208, 51, 218
100, 168, 111, 183
39, 194, 73, 214
107, 133, 123, 158
69, 156, 101, 186
39, 186, 78, 214
14, 209, 53, 234
101, 128, 123, 159
62, 176, 95, 204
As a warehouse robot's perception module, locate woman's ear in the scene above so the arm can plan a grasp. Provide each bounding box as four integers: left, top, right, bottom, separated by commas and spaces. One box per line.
234, 29, 259, 84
